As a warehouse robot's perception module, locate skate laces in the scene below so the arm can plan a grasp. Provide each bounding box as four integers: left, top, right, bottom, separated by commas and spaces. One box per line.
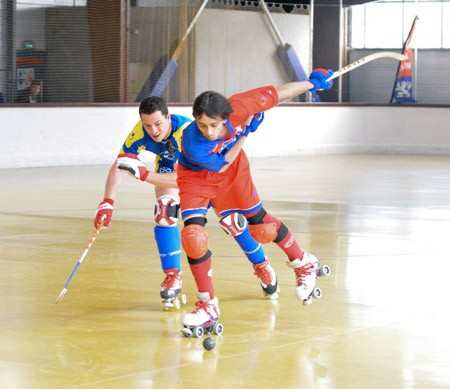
294, 263, 315, 286
254, 262, 273, 285
162, 272, 178, 289
192, 300, 209, 313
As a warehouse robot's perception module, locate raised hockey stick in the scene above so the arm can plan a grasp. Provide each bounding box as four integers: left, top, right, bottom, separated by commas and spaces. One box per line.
327, 51, 407, 82
142, 0, 209, 98
260, 0, 308, 82
56, 229, 101, 303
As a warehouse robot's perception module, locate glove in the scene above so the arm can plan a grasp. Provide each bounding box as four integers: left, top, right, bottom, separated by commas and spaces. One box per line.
94, 198, 114, 229
242, 112, 265, 137
117, 153, 149, 181
309, 68, 334, 92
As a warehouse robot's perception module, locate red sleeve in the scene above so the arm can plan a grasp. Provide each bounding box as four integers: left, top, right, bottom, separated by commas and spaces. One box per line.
228, 85, 279, 127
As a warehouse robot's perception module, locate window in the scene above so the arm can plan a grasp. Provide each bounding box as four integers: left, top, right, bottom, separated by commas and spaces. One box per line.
349, 0, 446, 49
443, 3, 450, 48
365, 2, 403, 48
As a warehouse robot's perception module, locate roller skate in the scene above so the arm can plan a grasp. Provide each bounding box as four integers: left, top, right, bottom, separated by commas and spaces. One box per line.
181, 294, 224, 338
253, 259, 279, 299
288, 252, 331, 305
160, 269, 186, 310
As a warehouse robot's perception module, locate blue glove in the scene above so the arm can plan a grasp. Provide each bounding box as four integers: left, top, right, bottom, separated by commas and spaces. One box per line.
309, 68, 334, 92
242, 112, 264, 137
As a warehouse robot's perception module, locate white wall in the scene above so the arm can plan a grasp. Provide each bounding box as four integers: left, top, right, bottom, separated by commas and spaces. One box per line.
0, 104, 449, 169
195, 9, 311, 96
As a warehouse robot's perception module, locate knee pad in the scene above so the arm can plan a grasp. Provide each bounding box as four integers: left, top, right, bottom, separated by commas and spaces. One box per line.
182, 224, 208, 259
154, 194, 179, 226
220, 213, 266, 265
249, 223, 277, 244
219, 213, 247, 237
247, 208, 284, 243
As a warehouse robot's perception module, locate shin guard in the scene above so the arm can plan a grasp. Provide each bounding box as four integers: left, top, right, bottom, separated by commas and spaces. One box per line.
220, 213, 266, 265
154, 225, 182, 271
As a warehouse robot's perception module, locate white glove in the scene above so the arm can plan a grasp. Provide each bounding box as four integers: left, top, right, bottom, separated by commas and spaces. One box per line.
117, 153, 149, 181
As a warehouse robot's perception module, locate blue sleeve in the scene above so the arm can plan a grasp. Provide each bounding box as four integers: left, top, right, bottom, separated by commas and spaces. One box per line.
182, 127, 228, 172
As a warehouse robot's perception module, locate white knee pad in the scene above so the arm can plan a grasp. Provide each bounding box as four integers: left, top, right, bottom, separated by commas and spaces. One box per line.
219, 213, 248, 237
154, 194, 179, 226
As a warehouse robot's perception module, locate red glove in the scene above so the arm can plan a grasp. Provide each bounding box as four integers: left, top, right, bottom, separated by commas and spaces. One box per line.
94, 198, 114, 229
117, 153, 149, 181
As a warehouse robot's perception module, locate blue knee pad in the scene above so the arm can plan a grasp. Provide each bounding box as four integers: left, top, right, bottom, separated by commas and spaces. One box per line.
220, 213, 265, 265
154, 225, 182, 271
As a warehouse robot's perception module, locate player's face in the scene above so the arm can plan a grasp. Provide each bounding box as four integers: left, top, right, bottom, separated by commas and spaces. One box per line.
140, 111, 171, 142
196, 114, 226, 141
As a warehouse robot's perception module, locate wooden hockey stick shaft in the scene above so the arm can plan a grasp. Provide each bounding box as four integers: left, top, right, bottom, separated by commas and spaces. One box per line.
327, 52, 407, 82
56, 229, 101, 303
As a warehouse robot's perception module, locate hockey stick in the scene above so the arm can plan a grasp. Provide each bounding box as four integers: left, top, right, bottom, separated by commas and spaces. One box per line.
141, 0, 209, 98
56, 229, 101, 303
260, 0, 308, 82
327, 51, 407, 82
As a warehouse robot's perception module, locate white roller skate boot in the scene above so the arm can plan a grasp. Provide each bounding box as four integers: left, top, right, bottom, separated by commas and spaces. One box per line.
253, 259, 279, 299
181, 293, 223, 338
288, 252, 322, 305
160, 269, 186, 310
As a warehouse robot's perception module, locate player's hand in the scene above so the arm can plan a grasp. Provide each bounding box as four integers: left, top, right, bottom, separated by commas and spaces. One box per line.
94, 198, 114, 229
309, 68, 334, 92
242, 112, 264, 137
117, 153, 149, 181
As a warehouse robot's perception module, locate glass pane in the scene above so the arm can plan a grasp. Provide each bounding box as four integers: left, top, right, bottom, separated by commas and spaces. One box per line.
17, 0, 86, 9
365, 2, 403, 48
443, 3, 450, 48
405, 2, 442, 48
349, 5, 365, 48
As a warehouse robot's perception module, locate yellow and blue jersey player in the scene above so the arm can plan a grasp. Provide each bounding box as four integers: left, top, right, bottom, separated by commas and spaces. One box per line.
94, 96, 191, 309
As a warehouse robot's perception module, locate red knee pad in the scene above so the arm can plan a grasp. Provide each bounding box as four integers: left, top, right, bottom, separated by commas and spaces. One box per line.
249, 223, 277, 244
182, 224, 208, 258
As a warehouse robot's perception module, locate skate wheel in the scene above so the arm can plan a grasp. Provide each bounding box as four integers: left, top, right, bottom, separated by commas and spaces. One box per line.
265, 291, 279, 300
312, 287, 322, 299
212, 322, 224, 336
193, 326, 204, 338
318, 265, 331, 277
303, 298, 313, 306
181, 327, 193, 337
180, 294, 187, 305
173, 299, 181, 310
162, 301, 174, 311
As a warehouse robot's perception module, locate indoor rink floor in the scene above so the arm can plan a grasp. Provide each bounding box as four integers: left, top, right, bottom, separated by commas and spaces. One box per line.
1, 154, 450, 389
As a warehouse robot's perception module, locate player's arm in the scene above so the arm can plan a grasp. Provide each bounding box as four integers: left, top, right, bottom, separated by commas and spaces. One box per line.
103, 161, 122, 199
277, 68, 334, 101
229, 69, 335, 126
94, 161, 121, 230
116, 153, 178, 188
146, 171, 178, 188
276, 81, 312, 102
219, 136, 247, 173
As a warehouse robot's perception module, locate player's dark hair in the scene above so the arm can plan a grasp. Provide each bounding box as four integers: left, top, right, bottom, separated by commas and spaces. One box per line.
193, 91, 232, 119
139, 96, 169, 116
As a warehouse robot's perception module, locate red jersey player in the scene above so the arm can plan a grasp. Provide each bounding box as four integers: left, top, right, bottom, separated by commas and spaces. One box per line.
178, 69, 334, 337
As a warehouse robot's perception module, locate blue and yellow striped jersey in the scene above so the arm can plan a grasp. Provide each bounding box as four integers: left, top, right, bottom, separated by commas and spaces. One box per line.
120, 114, 191, 173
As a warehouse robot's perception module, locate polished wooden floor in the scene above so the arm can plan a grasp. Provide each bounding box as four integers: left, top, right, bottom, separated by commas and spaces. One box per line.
1, 154, 450, 389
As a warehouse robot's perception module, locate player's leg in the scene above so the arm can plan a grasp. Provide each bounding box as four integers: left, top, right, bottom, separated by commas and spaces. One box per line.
218, 212, 278, 299
212, 153, 279, 299
154, 187, 185, 310
180, 214, 221, 336
177, 177, 221, 336
246, 207, 328, 304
